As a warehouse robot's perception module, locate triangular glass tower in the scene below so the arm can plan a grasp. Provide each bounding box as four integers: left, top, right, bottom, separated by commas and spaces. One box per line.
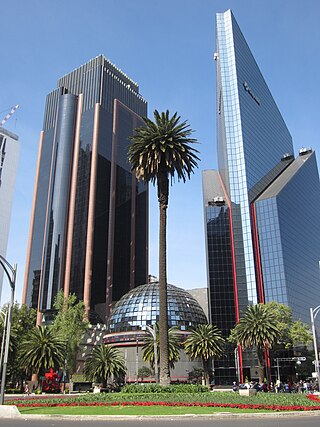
203, 10, 320, 384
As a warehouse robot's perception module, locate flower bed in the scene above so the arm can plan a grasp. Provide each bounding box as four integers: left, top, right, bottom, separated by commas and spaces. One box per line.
14, 400, 320, 411
8, 392, 320, 412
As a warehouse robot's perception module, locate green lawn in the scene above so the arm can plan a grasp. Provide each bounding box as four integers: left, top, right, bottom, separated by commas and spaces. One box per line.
19, 405, 266, 416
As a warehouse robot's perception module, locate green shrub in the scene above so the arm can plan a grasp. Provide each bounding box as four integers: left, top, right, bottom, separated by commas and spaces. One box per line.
71, 374, 86, 382
121, 384, 209, 394
5, 389, 22, 394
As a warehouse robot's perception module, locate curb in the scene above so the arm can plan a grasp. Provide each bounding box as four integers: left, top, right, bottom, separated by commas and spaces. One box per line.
17, 411, 320, 421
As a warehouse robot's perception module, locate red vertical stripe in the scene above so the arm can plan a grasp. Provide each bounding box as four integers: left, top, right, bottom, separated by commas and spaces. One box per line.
217, 173, 243, 383
250, 203, 265, 303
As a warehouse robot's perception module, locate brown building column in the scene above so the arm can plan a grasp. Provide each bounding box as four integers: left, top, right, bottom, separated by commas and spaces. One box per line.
83, 102, 100, 317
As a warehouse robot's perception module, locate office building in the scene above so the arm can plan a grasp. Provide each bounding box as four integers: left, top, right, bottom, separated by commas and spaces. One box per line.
0, 127, 19, 301
203, 10, 320, 383
22, 55, 148, 323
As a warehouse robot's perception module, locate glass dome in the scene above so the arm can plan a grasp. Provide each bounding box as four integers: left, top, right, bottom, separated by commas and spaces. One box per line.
107, 281, 207, 333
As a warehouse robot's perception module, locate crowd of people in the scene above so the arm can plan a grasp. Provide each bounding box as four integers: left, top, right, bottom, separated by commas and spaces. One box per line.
233, 379, 319, 393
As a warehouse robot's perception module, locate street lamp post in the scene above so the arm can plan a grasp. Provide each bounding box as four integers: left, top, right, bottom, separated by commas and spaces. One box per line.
135, 339, 139, 384
0, 255, 16, 406
234, 347, 241, 384
276, 357, 280, 382
0, 310, 8, 376
146, 325, 158, 383
310, 305, 320, 390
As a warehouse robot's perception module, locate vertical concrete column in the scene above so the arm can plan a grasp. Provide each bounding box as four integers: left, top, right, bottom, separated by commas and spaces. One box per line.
83, 103, 100, 317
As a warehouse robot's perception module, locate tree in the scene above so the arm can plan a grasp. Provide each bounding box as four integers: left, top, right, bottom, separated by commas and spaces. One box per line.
184, 324, 225, 385
84, 344, 126, 388
229, 304, 281, 383
0, 303, 36, 387
51, 290, 89, 374
265, 301, 312, 348
19, 325, 65, 377
142, 324, 181, 371
128, 110, 199, 385
138, 366, 152, 382
187, 367, 204, 384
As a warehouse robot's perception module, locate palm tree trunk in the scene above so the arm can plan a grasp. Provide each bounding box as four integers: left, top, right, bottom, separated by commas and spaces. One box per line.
158, 172, 170, 386
202, 358, 208, 386
257, 349, 265, 384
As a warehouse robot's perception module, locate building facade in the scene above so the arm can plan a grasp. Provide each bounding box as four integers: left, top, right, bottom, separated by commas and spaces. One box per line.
103, 280, 207, 383
22, 55, 148, 323
203, 10, 320, 383
0, 127, 19, 302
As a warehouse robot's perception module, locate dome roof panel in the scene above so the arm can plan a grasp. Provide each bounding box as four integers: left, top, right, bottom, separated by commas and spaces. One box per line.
107, 282, 207, 333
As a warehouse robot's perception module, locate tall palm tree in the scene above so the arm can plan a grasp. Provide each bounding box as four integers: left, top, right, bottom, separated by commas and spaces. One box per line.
142, 324, 181, 373
229, 304, 280, 383
84, 344, 126, 388
19, 325, 65, 377
184, 324, 225, 385
128, 110, 199, 385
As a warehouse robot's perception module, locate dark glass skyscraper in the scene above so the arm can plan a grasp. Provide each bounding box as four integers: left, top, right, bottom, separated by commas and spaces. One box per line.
23, 55, 148, 323
203, 10, 320, 383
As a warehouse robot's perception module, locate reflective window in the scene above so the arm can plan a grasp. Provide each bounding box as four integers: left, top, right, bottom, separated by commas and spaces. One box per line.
107, 281, 207, 333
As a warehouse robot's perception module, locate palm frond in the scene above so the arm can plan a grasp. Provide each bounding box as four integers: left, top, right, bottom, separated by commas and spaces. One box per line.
128, 110, 200, 185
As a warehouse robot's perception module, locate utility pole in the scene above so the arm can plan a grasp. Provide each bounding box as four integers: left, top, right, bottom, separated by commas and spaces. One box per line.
0, 255, 16, 406
310, 305, 320, 390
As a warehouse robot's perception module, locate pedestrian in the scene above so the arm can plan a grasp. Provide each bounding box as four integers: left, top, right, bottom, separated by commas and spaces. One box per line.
24, 383, 30, 396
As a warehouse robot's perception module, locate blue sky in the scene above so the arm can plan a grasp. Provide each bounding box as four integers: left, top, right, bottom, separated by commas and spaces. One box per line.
1, 0, 319, 304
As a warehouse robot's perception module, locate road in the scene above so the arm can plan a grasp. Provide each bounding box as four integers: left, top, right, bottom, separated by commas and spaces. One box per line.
1, 415, 320, 427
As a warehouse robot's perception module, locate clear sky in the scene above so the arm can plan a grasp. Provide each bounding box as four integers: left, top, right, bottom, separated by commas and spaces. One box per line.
1, 0, 319, 304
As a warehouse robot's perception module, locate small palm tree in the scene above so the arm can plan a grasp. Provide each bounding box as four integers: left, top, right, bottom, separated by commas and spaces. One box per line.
129, 110, 199, 385
19, 325, 65, 377
84, 344, 126, 388
142, 324, 181, 374
229, 304, 280, 383
184, 324, 225, 385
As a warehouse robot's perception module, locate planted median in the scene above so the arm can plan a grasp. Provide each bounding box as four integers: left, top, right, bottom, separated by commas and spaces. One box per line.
6, 385, 320, 415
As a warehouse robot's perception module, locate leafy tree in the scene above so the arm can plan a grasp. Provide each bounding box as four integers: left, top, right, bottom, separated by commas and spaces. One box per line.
142, 323, 181, 372
19, 325, 65, 377
0, 303, 36, 386
287, 319, 312, 347
229, 304, 280, 383
265, 301, 312, 348
84, 344, 126, 388
51, 290, 89, 374
184, 324, 225, 385
129, 110, 199, 385
138, 366, 152, 381
187, 367, 204, 384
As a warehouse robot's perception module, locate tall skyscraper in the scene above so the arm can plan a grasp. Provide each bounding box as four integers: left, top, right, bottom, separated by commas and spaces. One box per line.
0, 127, 19, 302
203, 10, 320, 383
23, 55, 148, 323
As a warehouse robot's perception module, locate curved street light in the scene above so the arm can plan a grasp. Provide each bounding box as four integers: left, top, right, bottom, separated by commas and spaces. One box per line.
0, 255, 17, 406
310, 304, 320, 390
